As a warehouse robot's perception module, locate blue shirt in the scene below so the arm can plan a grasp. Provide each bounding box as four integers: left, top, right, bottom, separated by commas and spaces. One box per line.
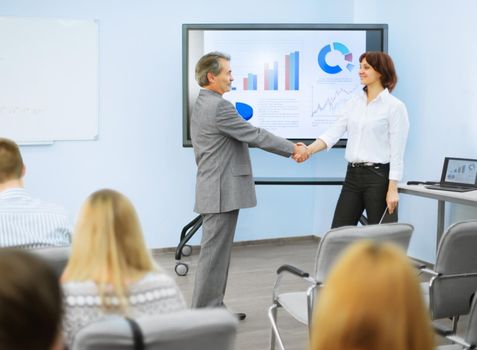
0, 188, 72, 248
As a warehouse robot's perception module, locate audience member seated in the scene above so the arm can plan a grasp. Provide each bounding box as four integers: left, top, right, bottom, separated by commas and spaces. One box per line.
0, 138, 72, 248
0, 248, 64, 350
61, 189, 186, 348
310, 241, 434, 350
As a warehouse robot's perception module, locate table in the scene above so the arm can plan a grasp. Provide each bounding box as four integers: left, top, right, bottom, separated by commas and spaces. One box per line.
398, 184, 477, 251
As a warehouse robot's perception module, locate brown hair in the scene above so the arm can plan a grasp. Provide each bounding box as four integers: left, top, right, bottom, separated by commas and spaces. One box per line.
0, 138, 24, 183
310, 241, 434, 350
0, 249, 63, 350
360, 52, 398, 92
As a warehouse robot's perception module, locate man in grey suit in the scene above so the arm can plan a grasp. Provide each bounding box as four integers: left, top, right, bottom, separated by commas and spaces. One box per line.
190, 52, 308, 318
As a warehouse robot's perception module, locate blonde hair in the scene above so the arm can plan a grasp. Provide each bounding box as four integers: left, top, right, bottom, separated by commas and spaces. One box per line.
310, 241, 434, 350
62, 189, 156, 313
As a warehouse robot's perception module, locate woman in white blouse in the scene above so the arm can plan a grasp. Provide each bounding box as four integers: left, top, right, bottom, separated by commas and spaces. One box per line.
305, 52, 409, 227
61, 189, 186, 348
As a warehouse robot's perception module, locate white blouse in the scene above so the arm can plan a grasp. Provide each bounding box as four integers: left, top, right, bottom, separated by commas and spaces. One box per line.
319, 88, 409, 181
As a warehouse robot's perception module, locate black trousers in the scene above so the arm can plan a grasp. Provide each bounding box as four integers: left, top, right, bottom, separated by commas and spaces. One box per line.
331, 163, 398, 228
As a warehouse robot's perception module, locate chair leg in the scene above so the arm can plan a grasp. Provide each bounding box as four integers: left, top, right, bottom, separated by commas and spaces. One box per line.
306, 284, 317, 341
451, 316, 460, 334
306, 291, 314, 338
268, 304, 285, 350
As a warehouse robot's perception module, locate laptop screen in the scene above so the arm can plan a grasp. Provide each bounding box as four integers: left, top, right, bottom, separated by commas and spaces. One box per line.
442, 157, 477, 186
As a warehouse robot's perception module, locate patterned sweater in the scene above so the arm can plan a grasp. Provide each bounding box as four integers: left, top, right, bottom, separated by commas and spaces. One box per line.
62, 272, 186, 348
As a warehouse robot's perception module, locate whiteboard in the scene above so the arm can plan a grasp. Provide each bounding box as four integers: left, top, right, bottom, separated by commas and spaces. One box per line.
0, 17, 99, 143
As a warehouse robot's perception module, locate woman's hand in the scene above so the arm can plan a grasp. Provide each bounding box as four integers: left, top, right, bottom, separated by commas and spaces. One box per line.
386, 180, 399, 214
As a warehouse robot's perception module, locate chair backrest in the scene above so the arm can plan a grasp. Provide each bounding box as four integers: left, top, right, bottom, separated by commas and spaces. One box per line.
435, 220, 477, 274
72, 308, 238, 350
29, 246, 70, 278
430, 220, 477, 319
314, 223, 413, 282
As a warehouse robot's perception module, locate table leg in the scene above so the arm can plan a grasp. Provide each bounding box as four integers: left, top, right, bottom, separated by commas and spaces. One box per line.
437, 200, 445, 252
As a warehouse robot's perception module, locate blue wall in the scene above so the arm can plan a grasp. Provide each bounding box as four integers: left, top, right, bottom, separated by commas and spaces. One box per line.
0, 0, 353, 249
355, 0, 477, 262
2, 0, 475, 263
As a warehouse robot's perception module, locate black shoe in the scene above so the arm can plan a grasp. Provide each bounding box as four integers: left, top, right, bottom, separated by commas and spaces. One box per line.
235, 312, 246, 321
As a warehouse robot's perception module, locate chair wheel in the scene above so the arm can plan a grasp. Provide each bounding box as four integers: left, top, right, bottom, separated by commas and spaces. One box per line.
181, 245, 192, 257
175, 263, 189, 276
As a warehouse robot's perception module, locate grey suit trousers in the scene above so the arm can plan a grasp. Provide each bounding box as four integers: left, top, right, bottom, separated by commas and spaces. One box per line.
191, 210, 239, 308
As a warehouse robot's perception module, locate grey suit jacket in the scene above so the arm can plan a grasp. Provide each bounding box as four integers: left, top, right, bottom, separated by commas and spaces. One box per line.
191, 89, 295, 214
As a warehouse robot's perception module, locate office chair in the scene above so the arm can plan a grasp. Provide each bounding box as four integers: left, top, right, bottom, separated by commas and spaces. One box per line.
72, 308, 238, 350
437, 288, 477, 350
419, 220, 477, 335
29, 246, 70, 277
268, 223, 413, 350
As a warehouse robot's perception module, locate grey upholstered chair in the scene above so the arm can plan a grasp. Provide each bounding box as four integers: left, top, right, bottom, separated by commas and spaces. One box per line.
268, 223, 414, 350
437, 288, 477, 350
419, 220, 477, 335
72, 308, 238, 350
29, 246, 70, 277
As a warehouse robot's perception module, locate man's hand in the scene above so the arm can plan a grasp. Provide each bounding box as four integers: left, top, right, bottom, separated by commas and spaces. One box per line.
292, 143, 309, 163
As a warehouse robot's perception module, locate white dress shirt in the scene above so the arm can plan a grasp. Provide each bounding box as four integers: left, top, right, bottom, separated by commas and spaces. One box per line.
319, 88, 409, 181
0, 187, 72, 248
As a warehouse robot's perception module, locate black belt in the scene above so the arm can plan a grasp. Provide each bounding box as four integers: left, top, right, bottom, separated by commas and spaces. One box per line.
349, 162, 388, 168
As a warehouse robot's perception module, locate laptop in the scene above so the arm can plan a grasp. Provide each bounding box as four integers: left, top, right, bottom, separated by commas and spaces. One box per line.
425, 157, 477, 192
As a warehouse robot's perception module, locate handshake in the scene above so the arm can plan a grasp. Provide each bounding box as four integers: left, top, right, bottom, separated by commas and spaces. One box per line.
292, 142, 310, 163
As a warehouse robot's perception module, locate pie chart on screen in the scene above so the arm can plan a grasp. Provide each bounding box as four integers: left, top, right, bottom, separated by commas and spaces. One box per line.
236, 102, 253, 121
318, 42, 354, 74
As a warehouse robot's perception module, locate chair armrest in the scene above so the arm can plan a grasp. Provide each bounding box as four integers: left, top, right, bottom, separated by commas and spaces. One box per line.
419, 267, 439, 277
433, 322, 455, 336
272, 264, 317, 300
413, 261, 427, 269
276, 264, 309, 278
445, 335, 471, 348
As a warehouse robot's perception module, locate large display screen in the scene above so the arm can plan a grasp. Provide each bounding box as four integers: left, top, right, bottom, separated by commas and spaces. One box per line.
182, 23, 388, 147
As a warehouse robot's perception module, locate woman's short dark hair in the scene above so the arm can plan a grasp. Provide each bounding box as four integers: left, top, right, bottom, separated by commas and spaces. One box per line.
0, 249, 63, 350
360, 52, 398, 92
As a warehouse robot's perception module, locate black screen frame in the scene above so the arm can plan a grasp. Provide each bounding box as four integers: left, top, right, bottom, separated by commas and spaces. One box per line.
441, 157, 477, 187
182, 23, 388, 147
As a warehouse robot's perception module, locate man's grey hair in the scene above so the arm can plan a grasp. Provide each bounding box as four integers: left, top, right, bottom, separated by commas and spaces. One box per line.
195, 51, 230, 87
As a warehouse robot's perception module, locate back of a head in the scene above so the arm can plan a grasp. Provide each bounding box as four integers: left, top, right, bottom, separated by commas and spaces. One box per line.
0, 138, 24, 184
0, 249, 62, 350
310, 241, 434, 350
63, 189, 155, 308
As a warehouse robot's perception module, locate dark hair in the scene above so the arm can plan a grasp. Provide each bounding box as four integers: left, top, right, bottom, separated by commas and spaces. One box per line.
195, 51, 231, 87
359, 52, 398, 92
0, 249, 63, 350
0, 138, 24, 183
